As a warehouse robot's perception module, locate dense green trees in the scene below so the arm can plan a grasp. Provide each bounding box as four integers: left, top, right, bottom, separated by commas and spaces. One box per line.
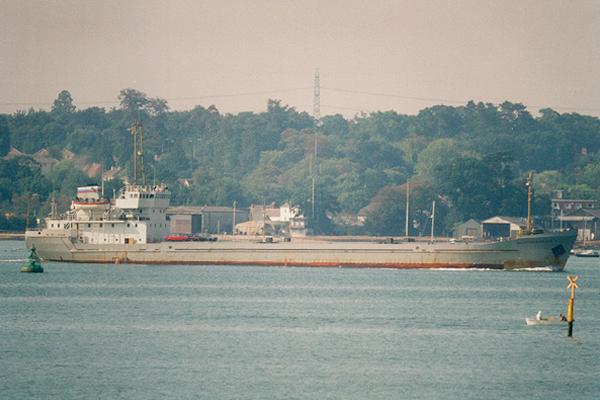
363, 181, 446, 236
52, 90, 76, 115
0, 115, 10, 156
432, 152, 525, 221
3, 89, 600, 234
0, 157, 51, 230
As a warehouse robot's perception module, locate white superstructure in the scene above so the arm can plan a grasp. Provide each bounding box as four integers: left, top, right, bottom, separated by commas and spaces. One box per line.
42, 184, 171, 245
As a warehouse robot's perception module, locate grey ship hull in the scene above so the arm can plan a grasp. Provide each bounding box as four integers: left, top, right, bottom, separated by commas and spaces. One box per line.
25, 230, 576, 270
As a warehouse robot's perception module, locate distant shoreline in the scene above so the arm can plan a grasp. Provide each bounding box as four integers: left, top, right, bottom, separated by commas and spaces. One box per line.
0, 232, 25, 240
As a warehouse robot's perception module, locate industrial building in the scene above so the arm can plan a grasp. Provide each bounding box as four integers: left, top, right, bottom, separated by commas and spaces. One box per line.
167, 206, 250, 235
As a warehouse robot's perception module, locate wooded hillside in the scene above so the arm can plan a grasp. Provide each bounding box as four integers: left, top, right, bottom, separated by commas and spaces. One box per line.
2, 89, 600, 234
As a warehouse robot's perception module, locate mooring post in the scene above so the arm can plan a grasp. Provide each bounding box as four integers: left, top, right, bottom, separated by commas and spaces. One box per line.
567, 275, 579, 337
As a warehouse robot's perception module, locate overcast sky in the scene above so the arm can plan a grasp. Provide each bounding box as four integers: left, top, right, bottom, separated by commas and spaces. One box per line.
2, 0, 600, 117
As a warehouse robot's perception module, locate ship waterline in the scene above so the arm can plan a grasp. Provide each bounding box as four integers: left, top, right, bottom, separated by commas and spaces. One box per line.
25, 230, 576, 270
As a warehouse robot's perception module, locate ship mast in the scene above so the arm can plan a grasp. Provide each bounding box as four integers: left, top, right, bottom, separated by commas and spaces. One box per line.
405, 179, 410, 238
129, 122, 146, 186
51, 194, 58, 218
430, 199, 435, 243
101, 163, 104, 198
140, 123, 146, 185
526, 171, 534, 234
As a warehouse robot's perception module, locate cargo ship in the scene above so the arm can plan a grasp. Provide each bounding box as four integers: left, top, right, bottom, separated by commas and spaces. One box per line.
24, 123, 576, 270
24, 181, 576, 270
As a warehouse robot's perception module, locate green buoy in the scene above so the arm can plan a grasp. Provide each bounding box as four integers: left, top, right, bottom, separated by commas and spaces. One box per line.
21, 245, 44, 273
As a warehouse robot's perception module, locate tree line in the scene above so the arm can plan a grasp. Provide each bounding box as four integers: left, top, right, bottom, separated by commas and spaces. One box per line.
1, 89, 600, 234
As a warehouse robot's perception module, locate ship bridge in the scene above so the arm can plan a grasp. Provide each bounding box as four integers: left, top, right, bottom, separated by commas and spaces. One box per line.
115, 184, 171, 210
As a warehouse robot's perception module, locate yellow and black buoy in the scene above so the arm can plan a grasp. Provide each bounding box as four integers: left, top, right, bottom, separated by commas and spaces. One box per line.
566, 275, 578, 337
20, 245, 44, 273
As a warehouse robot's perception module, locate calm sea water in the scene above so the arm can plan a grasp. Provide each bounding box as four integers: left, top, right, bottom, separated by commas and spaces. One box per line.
1, 240, 599, 400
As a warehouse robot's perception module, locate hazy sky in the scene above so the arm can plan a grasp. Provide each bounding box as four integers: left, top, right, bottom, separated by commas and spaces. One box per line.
3, 0, 600, 117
